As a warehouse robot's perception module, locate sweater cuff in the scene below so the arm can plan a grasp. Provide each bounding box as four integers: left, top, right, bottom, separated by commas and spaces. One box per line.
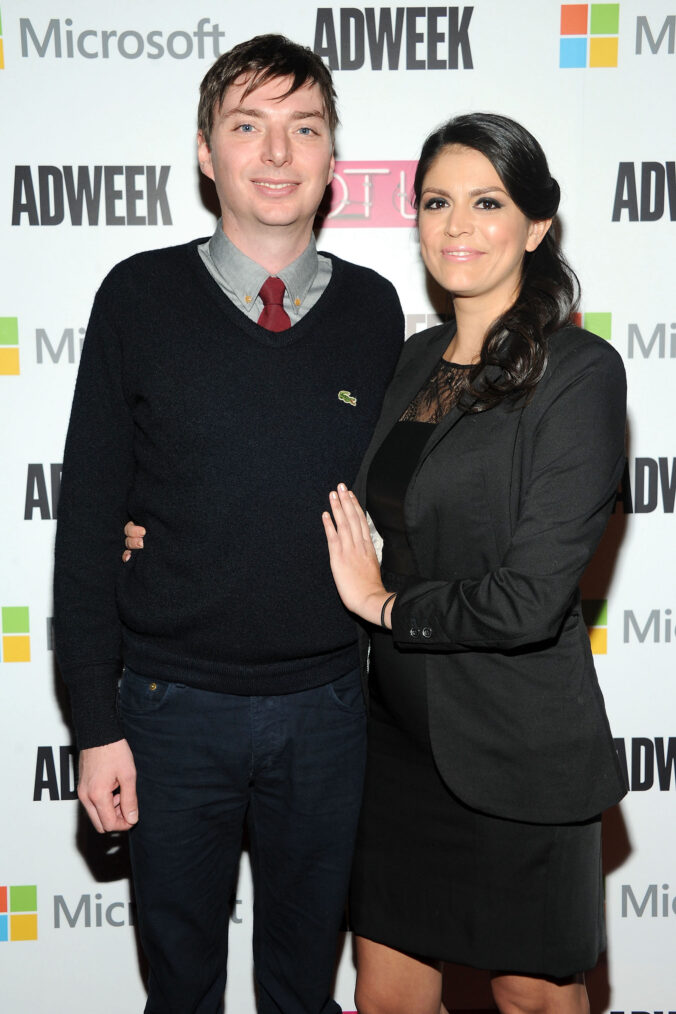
63, 663, 125, 750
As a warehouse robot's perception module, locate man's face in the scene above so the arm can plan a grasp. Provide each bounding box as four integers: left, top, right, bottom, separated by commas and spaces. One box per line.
198, 75, 335, 250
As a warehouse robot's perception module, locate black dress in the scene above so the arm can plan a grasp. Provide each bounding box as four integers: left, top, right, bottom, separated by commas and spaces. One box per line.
349, 358, 605, 978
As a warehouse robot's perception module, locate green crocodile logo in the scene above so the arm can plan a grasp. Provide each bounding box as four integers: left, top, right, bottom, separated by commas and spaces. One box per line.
338, 390, 357, 406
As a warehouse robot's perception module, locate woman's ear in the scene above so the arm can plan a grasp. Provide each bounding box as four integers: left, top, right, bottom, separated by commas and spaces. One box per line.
525, 217, 552, 252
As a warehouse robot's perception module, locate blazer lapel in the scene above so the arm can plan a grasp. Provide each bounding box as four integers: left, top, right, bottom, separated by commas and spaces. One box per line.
354, 323, 454, 500
415, 362, 504, 467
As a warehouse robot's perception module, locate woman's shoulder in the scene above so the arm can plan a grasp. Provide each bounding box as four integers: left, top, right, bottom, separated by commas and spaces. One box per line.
543, 323, 626, 385
397, 320, 455, 367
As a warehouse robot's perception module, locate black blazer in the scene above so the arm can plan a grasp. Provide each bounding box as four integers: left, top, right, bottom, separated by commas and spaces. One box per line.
354, 323, 628, 824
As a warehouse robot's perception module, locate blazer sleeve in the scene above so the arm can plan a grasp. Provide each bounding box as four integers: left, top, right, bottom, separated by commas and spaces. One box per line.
391, 336, 627, 651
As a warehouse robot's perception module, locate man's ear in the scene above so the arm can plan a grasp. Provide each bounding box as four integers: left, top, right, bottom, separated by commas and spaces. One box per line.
197, 131, 215, 181
525, 217, 552, 252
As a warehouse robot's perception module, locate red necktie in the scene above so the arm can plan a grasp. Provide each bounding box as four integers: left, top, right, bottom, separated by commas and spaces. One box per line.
257, 277, 291, 332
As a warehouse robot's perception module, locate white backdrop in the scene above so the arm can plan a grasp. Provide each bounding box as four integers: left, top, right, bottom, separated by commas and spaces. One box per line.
1, 1, 674, 1011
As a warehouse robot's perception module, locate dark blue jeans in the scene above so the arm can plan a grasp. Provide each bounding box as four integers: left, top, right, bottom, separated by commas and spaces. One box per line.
119, 666, 366, 1014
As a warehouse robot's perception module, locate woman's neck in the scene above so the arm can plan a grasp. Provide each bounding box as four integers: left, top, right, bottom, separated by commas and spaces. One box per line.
447, 291, 512, 364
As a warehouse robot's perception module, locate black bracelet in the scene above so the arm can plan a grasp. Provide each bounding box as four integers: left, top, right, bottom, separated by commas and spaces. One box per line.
380, 592, 397, 629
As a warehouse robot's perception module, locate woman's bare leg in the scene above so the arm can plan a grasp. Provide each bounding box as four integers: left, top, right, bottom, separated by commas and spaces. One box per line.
354, 935, 443, 1014
491, 972, 588, 1014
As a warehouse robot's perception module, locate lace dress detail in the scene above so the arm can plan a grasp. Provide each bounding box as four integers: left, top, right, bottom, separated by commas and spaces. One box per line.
399, 358, 472, 423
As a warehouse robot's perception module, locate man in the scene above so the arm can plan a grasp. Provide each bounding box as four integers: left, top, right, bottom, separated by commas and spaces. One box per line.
54, 34, 403, 1014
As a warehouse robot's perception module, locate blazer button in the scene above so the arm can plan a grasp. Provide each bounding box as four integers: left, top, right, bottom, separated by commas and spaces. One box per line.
409, 627, 419, 637
422, 627, 432, 638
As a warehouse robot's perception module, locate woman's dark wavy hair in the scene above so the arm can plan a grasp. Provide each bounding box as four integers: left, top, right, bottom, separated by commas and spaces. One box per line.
414, 112, 580, 412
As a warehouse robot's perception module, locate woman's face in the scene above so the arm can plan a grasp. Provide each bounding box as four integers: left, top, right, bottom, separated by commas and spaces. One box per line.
418, 144, 549, 314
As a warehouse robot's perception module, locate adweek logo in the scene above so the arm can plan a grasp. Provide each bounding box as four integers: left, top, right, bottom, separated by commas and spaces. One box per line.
1, 607, 30, 662
15, 16, 224, 62
322, 161, 416, 227
0, 316, 19, 374
614, 737, 676, 791
12, 165, 172, 226
616, 458, 676, 514
560, 4, 620, 68
314, 6, 473, 70
0, 885, 38, 941
34, 746, 77, 801
612, 162, 676, 222
582, 599, 607, 654
25, 464, 61, 520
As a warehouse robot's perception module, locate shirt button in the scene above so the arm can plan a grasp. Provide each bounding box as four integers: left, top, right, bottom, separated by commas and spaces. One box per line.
422, 627, 432, 638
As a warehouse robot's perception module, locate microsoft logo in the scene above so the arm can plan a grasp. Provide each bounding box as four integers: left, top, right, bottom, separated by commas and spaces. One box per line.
573, 311, 612, 341
0, 318, 20, 374
560, 4, 620, 67
1, 607, 31, 662
0, 9, 4, 70
582, 599, 608, 654
0, 885, 38, 941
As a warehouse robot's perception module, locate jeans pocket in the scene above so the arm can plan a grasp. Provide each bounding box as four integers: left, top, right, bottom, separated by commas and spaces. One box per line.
118, 667, 181, 715
326, 669, 365, 715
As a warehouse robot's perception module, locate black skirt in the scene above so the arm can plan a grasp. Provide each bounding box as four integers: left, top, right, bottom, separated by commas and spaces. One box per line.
349, 629, 606, 978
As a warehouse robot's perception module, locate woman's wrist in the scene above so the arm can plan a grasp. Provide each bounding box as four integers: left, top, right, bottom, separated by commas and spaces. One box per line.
379, 592, 397, 630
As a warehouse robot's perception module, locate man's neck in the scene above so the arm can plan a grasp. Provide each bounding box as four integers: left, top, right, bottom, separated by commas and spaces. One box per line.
220, 219, 314, 275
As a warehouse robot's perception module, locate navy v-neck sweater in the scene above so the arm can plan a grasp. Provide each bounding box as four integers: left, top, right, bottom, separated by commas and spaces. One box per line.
54, 240, 404, 748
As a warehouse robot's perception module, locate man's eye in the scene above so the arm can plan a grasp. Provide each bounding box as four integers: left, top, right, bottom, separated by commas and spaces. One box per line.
237, 123, 255, 133
297, 126, 315, 135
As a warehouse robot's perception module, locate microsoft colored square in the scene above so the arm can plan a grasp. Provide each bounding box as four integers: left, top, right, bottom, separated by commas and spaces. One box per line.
0, 317, 19, 344
0, 886, 7, 912
10, 913, 38, 941
590, 3, 619, 34
582, 599, 607, 626
560, 37, 587, 67
588, 628, 607, 654
10, 885, 37, 912
2, 606, 30, 634
2, 636, 31, 662
0, 347, 20, 374
583, 312, 612, 341
561, 4, 588, 34
590, 36, 618, 66
0, 38, 4, 72
0, 914, 8, 941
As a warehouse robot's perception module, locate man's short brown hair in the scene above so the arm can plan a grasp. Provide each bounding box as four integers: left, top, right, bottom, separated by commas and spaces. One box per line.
198, 34, 338, 147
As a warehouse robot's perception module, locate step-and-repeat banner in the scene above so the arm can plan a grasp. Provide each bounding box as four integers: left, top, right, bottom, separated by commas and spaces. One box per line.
1, 1, 673, 1011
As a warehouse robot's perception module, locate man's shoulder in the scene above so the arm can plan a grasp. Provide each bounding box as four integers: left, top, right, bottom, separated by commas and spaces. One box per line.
320, 252, 401, 305
99, 237, 207, 292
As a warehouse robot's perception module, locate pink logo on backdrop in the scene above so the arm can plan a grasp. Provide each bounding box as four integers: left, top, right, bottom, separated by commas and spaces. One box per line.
321, 161, 418, 227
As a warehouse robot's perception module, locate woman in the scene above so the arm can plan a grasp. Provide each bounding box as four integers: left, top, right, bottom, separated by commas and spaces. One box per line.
322, 113, 627, 1014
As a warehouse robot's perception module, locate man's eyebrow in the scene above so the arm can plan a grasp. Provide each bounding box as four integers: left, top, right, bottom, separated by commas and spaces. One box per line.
221, 106, 326, 121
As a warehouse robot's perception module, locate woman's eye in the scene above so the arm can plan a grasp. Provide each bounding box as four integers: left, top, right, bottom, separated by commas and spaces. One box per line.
476, 198, 501, 210
423, 197, 448, 210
